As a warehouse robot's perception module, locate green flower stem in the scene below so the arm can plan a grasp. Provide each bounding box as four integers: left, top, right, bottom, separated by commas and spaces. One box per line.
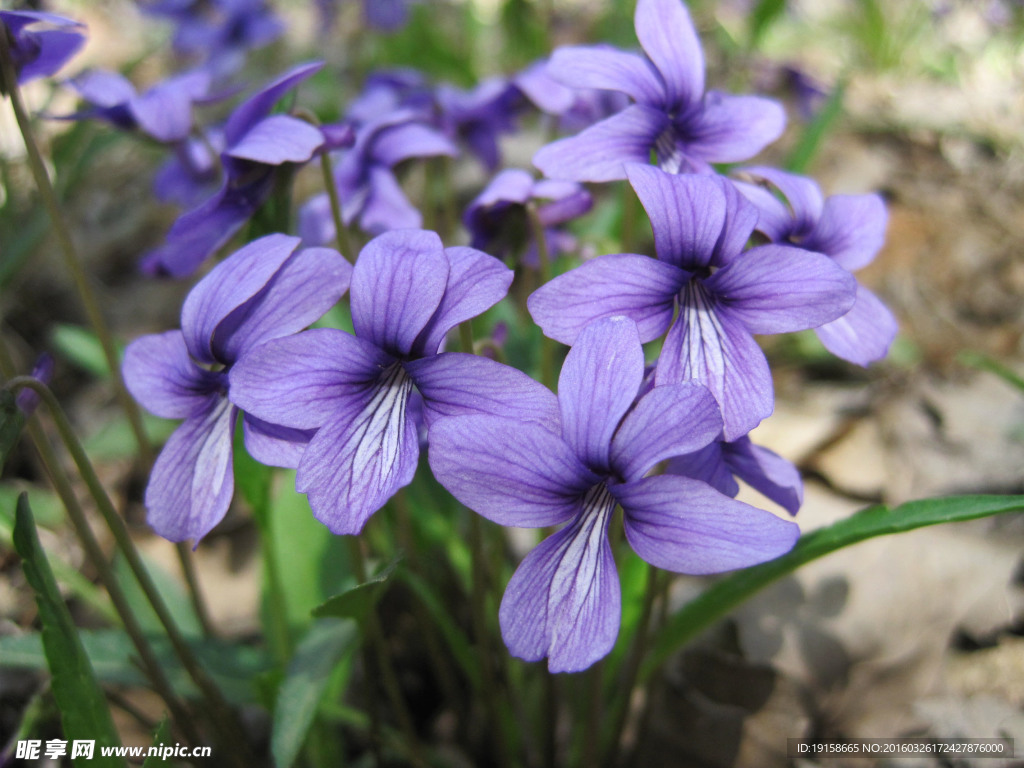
345, 536, 426, 767
431, 156, 456, 243
599, 564, 660, 768
468, 513, 513, 768
3, 377, 252, 768
0, 33, 151, 469
620, 182, 639, 256
526, 203, 557, 390
318, 149, 357, 259
458, 319, 515, 765
0, 378, 201, 747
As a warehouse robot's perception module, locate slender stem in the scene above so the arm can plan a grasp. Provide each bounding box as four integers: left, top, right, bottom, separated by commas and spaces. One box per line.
542, 672, 559, 768
0, 33, 151, 469
3, 378, 252, 767
600, 565, 660, 768
319, 150, 356, 259
620, 182, 638, 256
345, 536, 426, 767
174, 541, 215, 638
468, 513, 513, 768
432, 156, 456, 242
526, 204, 557, 390
581, 660, 605, 767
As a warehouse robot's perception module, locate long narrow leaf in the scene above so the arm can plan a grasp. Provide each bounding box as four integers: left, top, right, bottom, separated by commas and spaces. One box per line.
13, 494, 126, 768
272, 618, 357, 768
643, 494, 1024, 681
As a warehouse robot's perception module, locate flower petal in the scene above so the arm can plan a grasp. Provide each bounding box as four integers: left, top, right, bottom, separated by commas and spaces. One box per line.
665, 442, 739, 497
242, 414, 313, 470
373, 121, 458, 167
634, 0, 704, 110
528, 253, 686, 345
69, 69, 136, 108
146, 172, 274, 278
213, 245, 352, 363
803, 193, 888, 272
223, 61, 323, 147
297, 363, 419, 534
685, 91, 786, 164
358, 165, 424, 234
145, 397, 236, 543
499, 488, 620, 673
656, 283, 773, 440
732, 178, 793, 242
226, 114, 324, 165
705, 244, 857, 334
610, 381, 722, 482
180, 233, 301, 364
814, 283, 898, 367
723, 436, 803, 516
350, 230, 449, 356
123, 330, 218, 419
547, 45, 664, 106
740, 166, 824, 235
406, 353, 559, 428
618, 474, 799, 573
130, 71, 211, 143
411, 246, 511, 355
627, 165, 727, 269
533, 104, 668, 182
428, 415, 596, 528
558, 316, 644, 472
229, 328, 392, 430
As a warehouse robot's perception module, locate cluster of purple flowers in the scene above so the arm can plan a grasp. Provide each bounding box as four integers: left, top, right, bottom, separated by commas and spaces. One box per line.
6, 0, 896, 674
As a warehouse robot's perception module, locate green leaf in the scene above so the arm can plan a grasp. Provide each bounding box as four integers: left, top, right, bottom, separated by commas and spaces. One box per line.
51, 324, 112, 378
142, 718, 173, 768
261, 471, 352, 633
747, 0, 787, 49
271, 618, 358, 768
643, 494, 1024, 681
312, 556, 400, 623
959, 351, 1024, 394
399, 569, 482, 691
0, 629, 273, 706
785, 79, 846, 174
13, 494, 126, 767
81, 413, 175, 460
112, 553, 202, 639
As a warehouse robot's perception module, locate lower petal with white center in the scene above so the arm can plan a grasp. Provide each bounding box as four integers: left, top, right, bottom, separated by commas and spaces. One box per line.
146, 396, 237, 543
297, 363, 418, 534
499, 485, 620, 673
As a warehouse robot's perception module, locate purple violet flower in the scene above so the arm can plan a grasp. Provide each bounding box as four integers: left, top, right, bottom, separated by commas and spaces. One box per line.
14, 353, 55, 416
63, 68, 214, 143
229, 229, 556, 535
529, 165, 857, 440
436, 78, 521, 172
153, 127, 225, 207
429, 316, 800, 672
123, 234, 351, 543
141, 0, 284, 77
667, 434, 803, 515
0, 10, 85, 90
735, 167, 897, 366
515, 58, 631, 134
532, 0, 785, 181
463, 168, 592, 266
143, 62, 327, 277
299, 111, 456, 241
